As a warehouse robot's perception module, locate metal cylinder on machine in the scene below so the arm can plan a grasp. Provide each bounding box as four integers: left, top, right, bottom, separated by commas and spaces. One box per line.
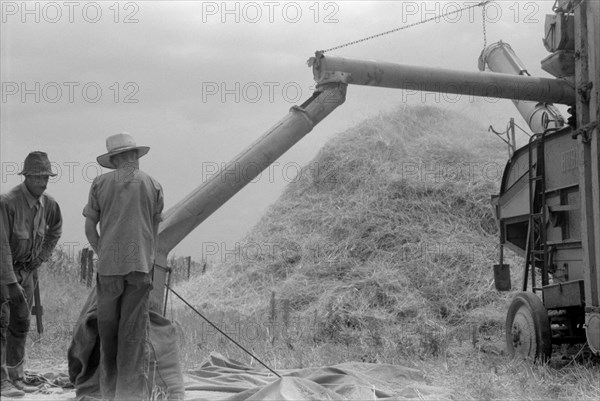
478, 40, 565, 134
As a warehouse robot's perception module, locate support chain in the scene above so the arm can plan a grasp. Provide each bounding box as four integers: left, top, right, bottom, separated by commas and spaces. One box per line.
482, 1, 488, 51
321, 1, 493, 53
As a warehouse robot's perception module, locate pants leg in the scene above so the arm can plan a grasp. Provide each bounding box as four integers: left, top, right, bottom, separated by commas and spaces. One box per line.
114, 272, 152, 401
6, 270, 34, 381
97, 274, 124, 401
0, 299, 9, 384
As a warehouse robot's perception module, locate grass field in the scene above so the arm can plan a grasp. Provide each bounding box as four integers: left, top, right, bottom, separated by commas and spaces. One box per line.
29, 105, 599, 400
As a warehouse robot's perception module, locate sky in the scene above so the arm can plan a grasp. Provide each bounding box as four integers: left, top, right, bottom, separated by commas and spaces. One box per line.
1, 0, 564, 265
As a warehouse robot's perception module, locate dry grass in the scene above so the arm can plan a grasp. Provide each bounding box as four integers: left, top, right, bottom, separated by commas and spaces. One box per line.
26, 249, 92, 368
419, 346, 600, 401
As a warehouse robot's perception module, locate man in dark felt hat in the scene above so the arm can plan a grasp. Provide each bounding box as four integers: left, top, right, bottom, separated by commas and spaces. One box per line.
83, 133, 163, 401
0, 151, 62, 397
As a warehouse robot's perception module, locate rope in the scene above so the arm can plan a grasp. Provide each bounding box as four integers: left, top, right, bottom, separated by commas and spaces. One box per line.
165, 283, 282, 378
321, 0, 493, 53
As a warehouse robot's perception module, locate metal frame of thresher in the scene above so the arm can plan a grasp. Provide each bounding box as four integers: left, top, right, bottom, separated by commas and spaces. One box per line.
574, 0, 600, 319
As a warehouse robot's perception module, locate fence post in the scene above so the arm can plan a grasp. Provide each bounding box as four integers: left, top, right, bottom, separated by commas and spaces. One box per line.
87, 250, 94, 288
269, 291, 277, 345
186, 256, 191, 280
80, 248, 88, 283
282, 299, 291, 349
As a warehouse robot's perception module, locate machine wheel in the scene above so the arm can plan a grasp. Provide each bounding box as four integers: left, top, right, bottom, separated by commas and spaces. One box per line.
506, 292, 552, 361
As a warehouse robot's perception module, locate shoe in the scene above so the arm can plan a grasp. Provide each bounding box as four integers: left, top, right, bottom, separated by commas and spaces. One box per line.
0, 380, 25, 397
10, 379, 37, 394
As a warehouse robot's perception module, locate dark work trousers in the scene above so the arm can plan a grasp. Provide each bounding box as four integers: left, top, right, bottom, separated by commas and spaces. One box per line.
97, 271, 152, 401
0, 269, 34, 384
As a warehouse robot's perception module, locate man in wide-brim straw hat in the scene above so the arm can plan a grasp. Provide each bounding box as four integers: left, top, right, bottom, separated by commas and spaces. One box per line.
83, 132, 163, 401
1, 152, 62, 397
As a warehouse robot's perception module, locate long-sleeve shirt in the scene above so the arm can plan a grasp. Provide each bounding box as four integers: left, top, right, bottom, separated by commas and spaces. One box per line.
83, 167, 163, 276
0, 183, 63, 269
0, 204, 16, 285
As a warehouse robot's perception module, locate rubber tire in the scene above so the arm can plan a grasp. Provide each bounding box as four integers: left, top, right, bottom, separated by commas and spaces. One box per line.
505, 292, 552, 361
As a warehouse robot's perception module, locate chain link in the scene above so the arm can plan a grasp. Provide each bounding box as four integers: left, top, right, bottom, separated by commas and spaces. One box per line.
321, 1, 493, 53
482, 1, 488, 52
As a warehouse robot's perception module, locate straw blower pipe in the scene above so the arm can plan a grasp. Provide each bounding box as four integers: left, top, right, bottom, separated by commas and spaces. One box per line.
149, 83, 347, 311
310, 51, 575, 106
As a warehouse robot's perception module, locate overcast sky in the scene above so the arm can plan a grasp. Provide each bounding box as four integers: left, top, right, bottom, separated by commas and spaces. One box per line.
1, 0, 561, 264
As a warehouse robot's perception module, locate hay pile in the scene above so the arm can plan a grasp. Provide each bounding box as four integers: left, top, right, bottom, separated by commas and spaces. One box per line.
178, 105, 510, 347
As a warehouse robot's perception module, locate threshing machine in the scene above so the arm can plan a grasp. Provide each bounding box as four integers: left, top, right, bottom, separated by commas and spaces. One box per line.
485, 1, 600, 360
151, 0, 599, 359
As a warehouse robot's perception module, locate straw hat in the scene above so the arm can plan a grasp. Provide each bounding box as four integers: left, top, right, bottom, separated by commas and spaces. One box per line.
97, 132, 150, 169
19, 151, 57, 176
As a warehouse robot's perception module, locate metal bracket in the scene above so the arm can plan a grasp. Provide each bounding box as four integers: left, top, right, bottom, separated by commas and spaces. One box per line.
554, 0, 575, 13
309, 51, 351, 86
571, 121, 597, 142
315, 71, 350, 86
577, 81, 593, 102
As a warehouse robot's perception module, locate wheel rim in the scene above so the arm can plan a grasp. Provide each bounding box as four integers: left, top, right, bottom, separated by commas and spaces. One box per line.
506, 292, 552, 361
510, 305, 537, 359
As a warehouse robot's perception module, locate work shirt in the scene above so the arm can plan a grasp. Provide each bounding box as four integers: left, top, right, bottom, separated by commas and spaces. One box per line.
0, 183, 63, 270
83, 167, 163, 276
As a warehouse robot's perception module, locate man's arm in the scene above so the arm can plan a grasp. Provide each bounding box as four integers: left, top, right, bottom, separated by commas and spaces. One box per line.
83, 179, 100, 255
0, 202, 16, 284
85, 217, 100, 255
154, 185, 164, 232
0, 200, 24, 303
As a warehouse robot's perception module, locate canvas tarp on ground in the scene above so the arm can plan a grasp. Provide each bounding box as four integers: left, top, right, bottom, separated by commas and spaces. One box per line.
183, 353, 452, 400
66, 291, 451, 401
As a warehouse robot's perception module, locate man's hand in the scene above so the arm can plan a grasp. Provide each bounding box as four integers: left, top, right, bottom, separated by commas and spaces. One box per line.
25, 257, 43, 272
7, 283, 25, 303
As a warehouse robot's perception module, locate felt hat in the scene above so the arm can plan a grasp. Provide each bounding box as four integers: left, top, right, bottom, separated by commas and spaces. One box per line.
19, 151, 57, 176
97, 132, 150, 169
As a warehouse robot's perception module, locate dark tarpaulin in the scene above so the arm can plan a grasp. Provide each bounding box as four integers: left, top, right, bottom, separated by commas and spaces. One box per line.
67, 290, 185, 400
